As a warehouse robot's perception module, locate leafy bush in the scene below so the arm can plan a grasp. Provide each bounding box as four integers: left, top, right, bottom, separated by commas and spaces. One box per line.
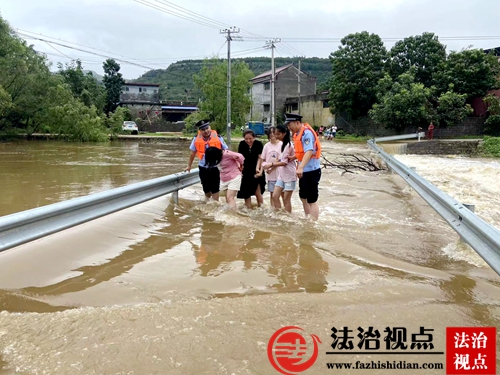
437, 91, 472, 127
47, 99, 108, 142
106, 107, 128, 137
484, 115, 500, 136
480, 136, 500, 157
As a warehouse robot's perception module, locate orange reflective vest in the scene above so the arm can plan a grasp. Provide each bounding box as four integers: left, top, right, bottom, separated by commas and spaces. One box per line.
293, 123, 322, 161
194, 130, 223, 159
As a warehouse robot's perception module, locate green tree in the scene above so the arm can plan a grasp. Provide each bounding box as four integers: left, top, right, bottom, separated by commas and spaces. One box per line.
370, 72, 431, 132
47, 98, 108, 142
435, 49, 500, 99
103, 58, 125, 114
328, 31, 387, 119
0, 14, 113, 141
436, 90, 472, 127
0, 85, 12, 117
58, 59, 106, 112
388, 32, 446, 88
189, 57, 253, 134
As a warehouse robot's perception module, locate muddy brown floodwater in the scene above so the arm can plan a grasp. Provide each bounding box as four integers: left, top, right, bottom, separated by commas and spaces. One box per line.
0, 139, 498, 374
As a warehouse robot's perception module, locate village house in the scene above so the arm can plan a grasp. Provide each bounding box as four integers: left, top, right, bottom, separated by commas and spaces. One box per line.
120, 82, 161, 122
249, 64, 316, 123
284, 92, 334, 129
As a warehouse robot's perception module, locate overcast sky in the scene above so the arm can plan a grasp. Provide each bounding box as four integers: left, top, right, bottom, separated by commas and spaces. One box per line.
1, 0, 499, 80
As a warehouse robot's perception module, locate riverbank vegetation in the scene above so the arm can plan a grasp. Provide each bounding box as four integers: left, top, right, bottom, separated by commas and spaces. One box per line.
328, 32, 500, 135
479, 137, 500, 157
0, 15, 129, 142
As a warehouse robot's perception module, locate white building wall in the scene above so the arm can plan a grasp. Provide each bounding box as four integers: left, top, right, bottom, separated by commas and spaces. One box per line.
250, 82, 272, 122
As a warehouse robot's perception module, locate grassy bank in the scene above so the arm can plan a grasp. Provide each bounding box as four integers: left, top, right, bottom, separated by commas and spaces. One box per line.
479, 137, 500, 157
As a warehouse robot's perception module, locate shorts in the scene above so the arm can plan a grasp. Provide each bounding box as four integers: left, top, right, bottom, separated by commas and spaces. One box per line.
199, 166, 220, 194
220, 174, 242, 192
275, 179, 296, 192
299, 168, 321, 203
267, 180, 277, 193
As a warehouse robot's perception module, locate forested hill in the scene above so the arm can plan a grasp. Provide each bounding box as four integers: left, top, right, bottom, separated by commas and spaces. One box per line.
134, 57, 331, 101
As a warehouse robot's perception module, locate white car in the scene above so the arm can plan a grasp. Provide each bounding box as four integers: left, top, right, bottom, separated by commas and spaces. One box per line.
122, 121, 139, 135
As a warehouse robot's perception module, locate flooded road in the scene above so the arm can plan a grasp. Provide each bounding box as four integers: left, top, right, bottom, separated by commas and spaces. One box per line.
0, 140, 498, 374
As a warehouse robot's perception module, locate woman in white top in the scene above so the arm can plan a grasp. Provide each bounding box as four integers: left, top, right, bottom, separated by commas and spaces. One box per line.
267, 125, 297, 213
260, 126, 283, 207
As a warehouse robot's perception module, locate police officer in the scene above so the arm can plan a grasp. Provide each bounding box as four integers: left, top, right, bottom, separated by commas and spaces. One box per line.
185, 119, 228, 201
284, 113, 322, 220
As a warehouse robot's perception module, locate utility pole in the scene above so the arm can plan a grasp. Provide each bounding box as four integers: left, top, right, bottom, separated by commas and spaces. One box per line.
265, 38, 280, 127
298, 59, 301, 114
220, 27, 240, 144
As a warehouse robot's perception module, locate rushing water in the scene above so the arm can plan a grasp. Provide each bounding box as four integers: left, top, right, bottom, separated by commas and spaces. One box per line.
0, 139, 498, 374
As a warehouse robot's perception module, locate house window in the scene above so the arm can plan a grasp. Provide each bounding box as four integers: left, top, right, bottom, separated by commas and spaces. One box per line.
323, 100, 330, 108
291, 103, 298, 111
125, 87, 129, 91
154, 90, 157, 94
264, 82, 270, 90
263, 104, 270, 112
143, 88, 148, 93
139, 87, 142, 93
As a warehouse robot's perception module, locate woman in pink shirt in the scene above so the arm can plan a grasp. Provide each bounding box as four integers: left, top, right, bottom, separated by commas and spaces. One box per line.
267, 125, 297, 213
260, 127, 283, 206
205, 146, 244, 209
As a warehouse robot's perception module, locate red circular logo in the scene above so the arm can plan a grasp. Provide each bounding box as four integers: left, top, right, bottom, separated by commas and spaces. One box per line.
267, 326, 321, 375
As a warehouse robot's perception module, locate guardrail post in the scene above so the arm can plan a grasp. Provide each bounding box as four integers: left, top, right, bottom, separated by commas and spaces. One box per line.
171, 190, 179, 205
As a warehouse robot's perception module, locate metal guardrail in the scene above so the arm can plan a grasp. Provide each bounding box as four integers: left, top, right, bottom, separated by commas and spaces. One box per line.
368, 135, 500, 275
373, 132, 426, 143
0, 169, 200, 253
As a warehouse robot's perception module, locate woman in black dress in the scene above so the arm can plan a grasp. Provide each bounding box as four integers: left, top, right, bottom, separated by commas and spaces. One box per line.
237, 130, 266, 208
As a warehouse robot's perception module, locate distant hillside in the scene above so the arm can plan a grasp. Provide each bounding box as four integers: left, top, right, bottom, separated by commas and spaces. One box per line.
134, 57, 331, 101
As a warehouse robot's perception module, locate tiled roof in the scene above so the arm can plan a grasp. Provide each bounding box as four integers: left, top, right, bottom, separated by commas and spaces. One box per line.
250, 64, 294, 81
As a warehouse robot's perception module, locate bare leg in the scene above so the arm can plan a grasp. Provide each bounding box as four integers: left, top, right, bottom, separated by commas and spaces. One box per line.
309, 202, 319, 220
255, 186, 264, 207
211, 192, 220, 202
244, 198, 252, 209
301, 198, 311, 216
283, 191, 293, 213
272, 186, 284, 209
226, 190, 237, 209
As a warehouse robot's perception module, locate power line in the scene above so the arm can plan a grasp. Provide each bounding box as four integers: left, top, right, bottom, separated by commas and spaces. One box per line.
152, 0, 231, 29
17, 29, 147, 62
18, 32, 159, 70
43, 41, 73, 60
133, 0, 223, 29
19, 29, 270, 69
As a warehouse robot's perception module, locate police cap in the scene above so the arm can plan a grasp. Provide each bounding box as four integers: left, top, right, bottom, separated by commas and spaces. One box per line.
195, 119, 211, 130
284, 113, 303, 125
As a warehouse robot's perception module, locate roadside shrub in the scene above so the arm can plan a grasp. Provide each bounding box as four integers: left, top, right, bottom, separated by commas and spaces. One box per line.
484, 115, 500, 136
48, 99, 108, 142
480, 136, 500, 157
106, 107, 128, 137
